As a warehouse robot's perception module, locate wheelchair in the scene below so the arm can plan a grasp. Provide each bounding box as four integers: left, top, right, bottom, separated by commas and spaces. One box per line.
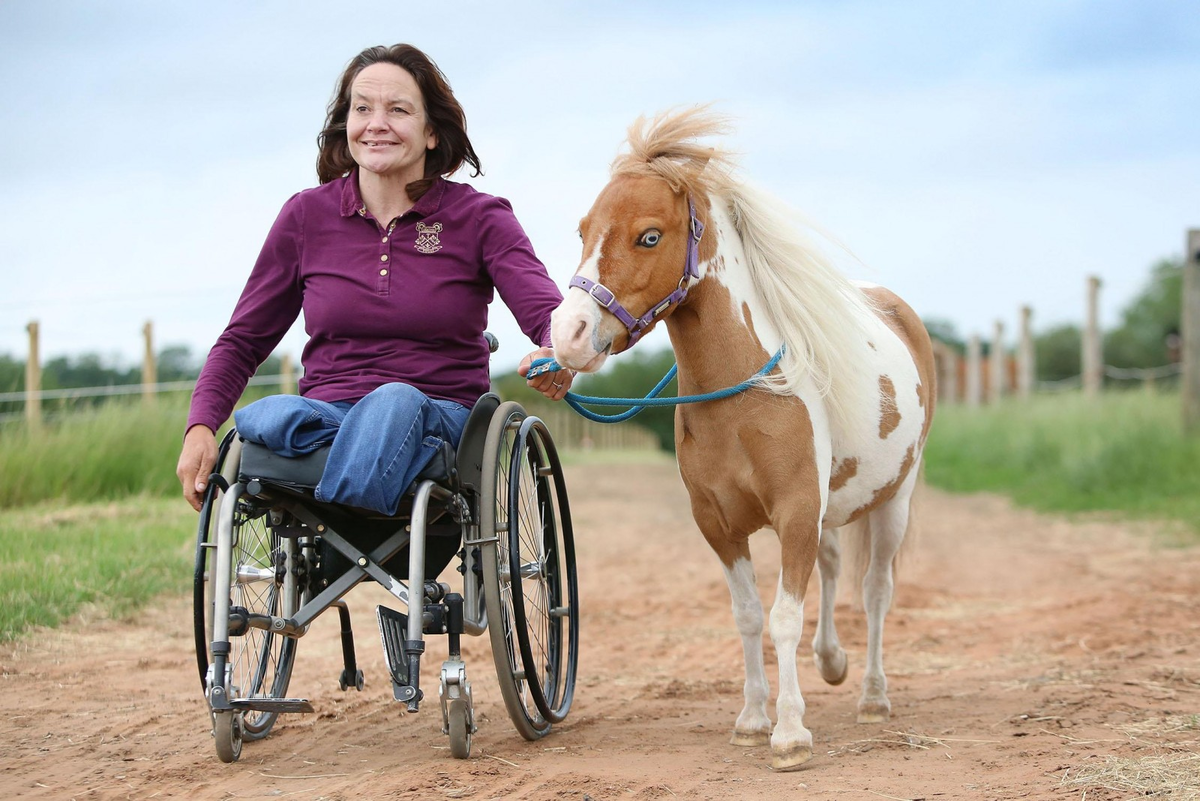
192, 391, 579, 763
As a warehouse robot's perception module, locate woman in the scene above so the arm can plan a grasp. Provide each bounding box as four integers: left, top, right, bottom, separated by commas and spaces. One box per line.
176, 44, 571, 515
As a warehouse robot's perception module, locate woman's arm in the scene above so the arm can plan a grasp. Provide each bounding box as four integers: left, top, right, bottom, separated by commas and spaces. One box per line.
186, 194, 306, 434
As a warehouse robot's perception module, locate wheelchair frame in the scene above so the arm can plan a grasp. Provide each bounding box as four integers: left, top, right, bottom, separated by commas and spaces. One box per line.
192, 393, 579, 762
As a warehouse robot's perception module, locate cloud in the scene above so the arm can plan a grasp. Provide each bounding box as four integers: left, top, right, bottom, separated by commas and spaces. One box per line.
1, 0, 1197, 373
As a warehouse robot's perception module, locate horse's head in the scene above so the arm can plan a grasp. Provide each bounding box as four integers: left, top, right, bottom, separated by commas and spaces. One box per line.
550, 173, 706, 372
550, 108, 732, 373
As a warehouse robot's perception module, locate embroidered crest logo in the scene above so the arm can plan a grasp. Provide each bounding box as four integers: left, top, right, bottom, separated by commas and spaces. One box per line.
414, 222, 443, 254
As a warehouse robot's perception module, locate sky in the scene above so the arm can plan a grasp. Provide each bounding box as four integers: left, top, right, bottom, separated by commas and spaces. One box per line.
2, 0, 1198, 376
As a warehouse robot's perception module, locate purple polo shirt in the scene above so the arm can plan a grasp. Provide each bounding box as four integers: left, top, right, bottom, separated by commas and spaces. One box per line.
186, 173, 562, 433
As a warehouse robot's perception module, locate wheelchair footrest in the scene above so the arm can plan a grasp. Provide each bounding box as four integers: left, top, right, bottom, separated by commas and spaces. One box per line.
377, 605, 423, 705
229, 698, 314, 714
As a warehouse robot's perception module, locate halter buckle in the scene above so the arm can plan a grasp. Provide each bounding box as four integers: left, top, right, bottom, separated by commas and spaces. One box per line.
587, 282, 617, 309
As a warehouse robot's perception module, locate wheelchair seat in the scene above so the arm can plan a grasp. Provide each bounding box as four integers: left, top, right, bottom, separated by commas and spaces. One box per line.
237, 438, 457, 496
234, 391, 501, 510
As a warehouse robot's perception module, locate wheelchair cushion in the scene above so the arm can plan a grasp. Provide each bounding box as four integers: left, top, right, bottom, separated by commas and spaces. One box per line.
238, 438, 457, 492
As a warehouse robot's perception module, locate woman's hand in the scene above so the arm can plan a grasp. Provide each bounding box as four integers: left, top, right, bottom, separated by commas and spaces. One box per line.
177, 424, 218, 511
518, 347, 575, 401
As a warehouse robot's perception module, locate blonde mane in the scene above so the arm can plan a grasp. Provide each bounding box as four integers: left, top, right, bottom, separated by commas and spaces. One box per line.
612, 107, 880, 435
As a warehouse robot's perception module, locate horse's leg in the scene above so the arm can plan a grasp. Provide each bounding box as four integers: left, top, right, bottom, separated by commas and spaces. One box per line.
812, 526, 849, 685
857, 466, 919, 723
768, 521, 821, 771
718, 542, 772, 747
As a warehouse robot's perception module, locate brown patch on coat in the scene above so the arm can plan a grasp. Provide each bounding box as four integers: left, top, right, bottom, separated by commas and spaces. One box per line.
861, 286, 937, 446
878, 376, 900, 439
848, 444, 916, 521
830, 457, 859, 491
741, 302, 755, 334
668, 277, 822, 602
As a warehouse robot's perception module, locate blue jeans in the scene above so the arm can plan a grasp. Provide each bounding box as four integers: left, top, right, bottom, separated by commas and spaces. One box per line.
234, 383, 471, 516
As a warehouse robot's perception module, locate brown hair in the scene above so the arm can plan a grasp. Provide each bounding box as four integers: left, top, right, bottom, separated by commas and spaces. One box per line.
316, 44, 481, 199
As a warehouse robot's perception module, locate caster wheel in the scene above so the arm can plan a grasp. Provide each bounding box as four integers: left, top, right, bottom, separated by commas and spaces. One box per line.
448, 697, 472, 759
214, 711, 243, 763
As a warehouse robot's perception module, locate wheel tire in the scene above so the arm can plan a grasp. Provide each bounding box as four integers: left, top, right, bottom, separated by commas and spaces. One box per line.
213, 710, 243, 763
194, 431, 239, 692
448, 697, 472, 759
505, 416, 579, 724
225, 499, 299, 741
480, 402, 552, 740
198, 434, 300, 747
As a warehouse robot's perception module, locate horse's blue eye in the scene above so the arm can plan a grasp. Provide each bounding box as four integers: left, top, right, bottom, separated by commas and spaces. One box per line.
639, 231, 661, 247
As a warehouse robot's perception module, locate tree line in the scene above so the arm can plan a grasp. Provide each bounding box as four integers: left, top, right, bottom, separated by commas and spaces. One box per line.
924, 257, 1182, 382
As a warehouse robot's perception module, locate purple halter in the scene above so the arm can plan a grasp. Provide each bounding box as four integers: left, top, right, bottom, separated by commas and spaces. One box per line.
569, 196, 705, 352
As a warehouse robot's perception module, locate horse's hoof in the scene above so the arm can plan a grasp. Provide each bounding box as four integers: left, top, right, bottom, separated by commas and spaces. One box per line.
856, 702, 890, 724
815, 648, 849, 686
730, 729, 771, 747
770, 744, 813, 771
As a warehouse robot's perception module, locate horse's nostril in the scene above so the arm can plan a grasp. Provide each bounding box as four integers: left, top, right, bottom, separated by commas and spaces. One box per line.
573, 320, 586, 343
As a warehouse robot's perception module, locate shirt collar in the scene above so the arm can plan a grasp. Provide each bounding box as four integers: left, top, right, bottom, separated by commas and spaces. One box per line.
339, 168, 447, 219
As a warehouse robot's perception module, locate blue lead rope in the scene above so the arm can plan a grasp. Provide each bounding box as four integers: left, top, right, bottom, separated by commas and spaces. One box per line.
527, 346, 785, 424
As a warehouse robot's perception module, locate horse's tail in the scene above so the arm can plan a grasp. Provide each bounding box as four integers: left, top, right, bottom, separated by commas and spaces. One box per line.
839, 462, 922, 609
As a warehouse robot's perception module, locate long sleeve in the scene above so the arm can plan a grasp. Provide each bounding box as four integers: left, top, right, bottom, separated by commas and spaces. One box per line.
186, 195, 305, 432
478, 196, 563, 348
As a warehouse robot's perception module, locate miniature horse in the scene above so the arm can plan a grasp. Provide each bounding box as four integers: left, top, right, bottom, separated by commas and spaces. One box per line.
550, 109, 935, 771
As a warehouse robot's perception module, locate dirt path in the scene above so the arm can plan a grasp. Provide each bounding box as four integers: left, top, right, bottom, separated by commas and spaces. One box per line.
3, 459, 1199, 800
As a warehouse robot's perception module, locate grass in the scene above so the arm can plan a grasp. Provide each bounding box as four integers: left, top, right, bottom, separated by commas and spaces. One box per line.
924, 389, 1200, 535
0, 397, 192, 508
3, 387, 1196, 640
0, 495, 195, 641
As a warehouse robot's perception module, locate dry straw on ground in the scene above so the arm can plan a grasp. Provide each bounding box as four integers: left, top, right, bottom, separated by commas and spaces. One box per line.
1060, 752, 1200, 799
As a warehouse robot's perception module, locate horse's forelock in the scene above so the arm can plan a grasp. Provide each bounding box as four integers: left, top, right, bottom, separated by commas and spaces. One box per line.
611, 107, 737, 196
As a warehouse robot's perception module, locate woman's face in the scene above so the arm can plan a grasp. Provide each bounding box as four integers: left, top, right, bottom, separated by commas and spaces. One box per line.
346, 62, 437, 183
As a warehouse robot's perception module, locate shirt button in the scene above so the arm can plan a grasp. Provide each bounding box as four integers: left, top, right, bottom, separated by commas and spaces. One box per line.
380, 269, 388, 276
382, 237, 388, 243
380, 254, 389, 262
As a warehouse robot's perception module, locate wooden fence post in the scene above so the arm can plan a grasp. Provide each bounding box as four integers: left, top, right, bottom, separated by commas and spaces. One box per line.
281, 354, 296, 395
989, 320, 1005, 403
944, 349, 960, 404
931, 340, 959, 404
26, 321, 41, 430
142, 320, 157, 407
1017, 305, 1035, 399
1184, 230, 1200, 432
1083, 275, 1103, 398
966, 334, 982, 407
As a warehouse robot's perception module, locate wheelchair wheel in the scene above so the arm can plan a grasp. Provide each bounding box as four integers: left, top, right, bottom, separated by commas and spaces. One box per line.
213, 710, 242, 763
448, 697, 472, 759
506, 416, 578, 724
195, 436, 300, 749
480, 402, 552, 740
223, 500, 300, 740
194, 431, 239, 691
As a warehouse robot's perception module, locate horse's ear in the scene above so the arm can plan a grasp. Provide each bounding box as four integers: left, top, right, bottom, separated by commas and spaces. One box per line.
693, 147, 715, 173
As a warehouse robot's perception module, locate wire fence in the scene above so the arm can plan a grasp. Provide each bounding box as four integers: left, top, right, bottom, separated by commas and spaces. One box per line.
0, 374, 290, 424
0, 373, 661, 451
1033, 362, 1182, 394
